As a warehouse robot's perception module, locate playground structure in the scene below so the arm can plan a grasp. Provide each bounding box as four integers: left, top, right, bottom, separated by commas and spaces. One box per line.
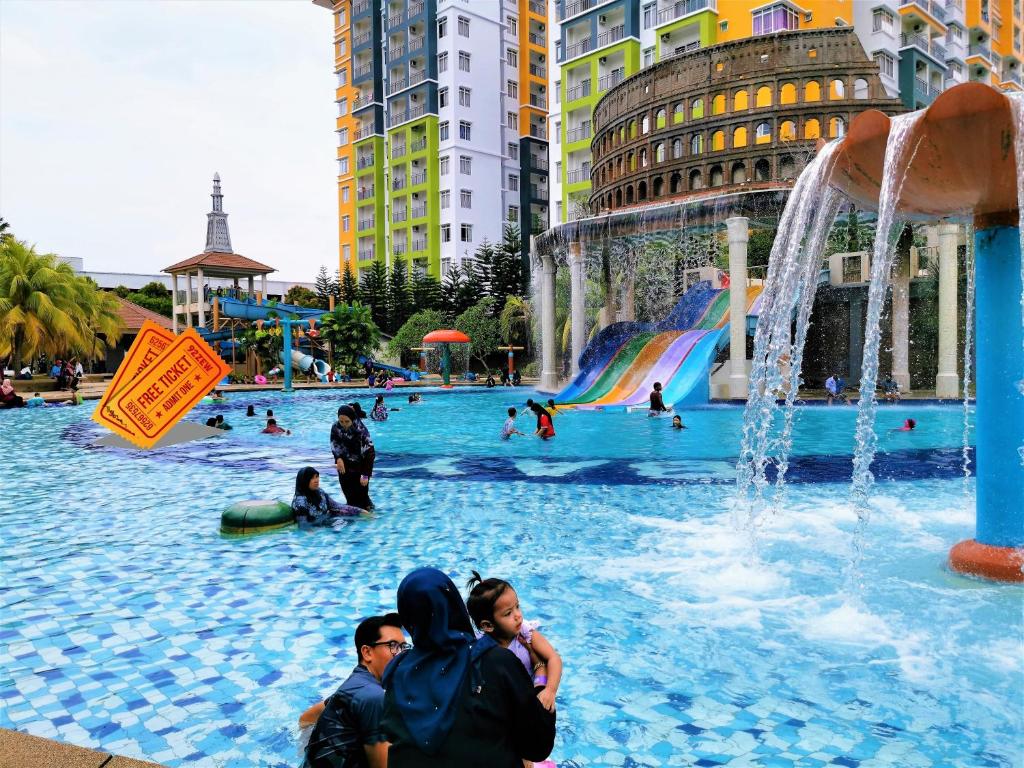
825, 83, 1022, 582
422, 330, 471, 387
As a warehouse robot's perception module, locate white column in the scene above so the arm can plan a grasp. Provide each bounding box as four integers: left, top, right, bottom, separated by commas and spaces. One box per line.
891, 261, 911, 392
935, 222, 960, 397
172, 273, 179, 334
261, 274, 267, 300
726, 216, 749, 399
540, 252, 558, 392
568, 241, 586, 377
196, 267, 206, 328
185, 272, 193, 328
248, 275, 254, 298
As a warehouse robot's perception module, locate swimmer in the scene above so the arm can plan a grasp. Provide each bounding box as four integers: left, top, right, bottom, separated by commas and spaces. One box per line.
262, 418, 291, 435
206, 417, 217, 427
291, 466, 363, 525
215, 414, 232, 431
501, 407, 526, 439
671, 415, 685, 430
891, 418, 916, 432
407, 393, 422, 404
246, 405, 256, 417
370, 395, 389, 422
648, 382, 668, 416
25, 392, 46, 408
546, 399, 559, 416
530, 402, 555, 440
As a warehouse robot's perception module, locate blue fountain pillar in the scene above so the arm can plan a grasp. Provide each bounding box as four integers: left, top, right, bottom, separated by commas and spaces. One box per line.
440, 343, 452, 386
973, 225, 1024, 545
281, 319, 294, 393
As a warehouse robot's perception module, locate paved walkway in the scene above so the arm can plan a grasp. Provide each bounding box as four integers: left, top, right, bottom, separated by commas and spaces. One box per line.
0, 729, 164, 768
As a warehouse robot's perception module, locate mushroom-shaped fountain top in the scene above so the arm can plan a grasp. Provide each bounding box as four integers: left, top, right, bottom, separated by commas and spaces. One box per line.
829, 82, 1018, 225
422, 329, 470, 344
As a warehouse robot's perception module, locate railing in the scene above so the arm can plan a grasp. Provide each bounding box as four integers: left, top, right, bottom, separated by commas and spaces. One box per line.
357, 187, 375, 201
598, 69, 625, 90
946, 0, 963, 9
530, 184, 548, 200
565, 123, 592, 143
657, 0, 717, 25
531, 156, 549, 171
560, 0, 603, 21
530, 94, 548, 108
530, 125, 548, 139
393, 209, 408, 223
412, 238, 427, 251
411, 171, 427, 185
565, 37, 593, 59
969, 42, 993, 61
409, 70, 427, 87
566, 79, 591, 101
393, 177, 407, 190
357, 153, 376, 168
388, 12, 404, 26
358, 249, 376, 261
354, 0, 370, 14
389, 44, 406, 59
901, 0, 946, 22
358, 217, 376, 230
1005, 68, 1023, 84
566, 168, 589, 184
393, 242, 407, 256
392, 144, 406, 158
530, 63, 547, 77
411, 205, 427, 219
410, 136, 427, 152
389, 105, 426, 126
354, 94, 377, 111
901, 32, 945, 60
529, 0, 544, 14
596, 24, 625, 49
354, 64, 372, 79
389, 77, 408, 94
353, 32, 371, 47
408, 1, 424, 17
529, 32, 546, 46
409, 35, 425, 53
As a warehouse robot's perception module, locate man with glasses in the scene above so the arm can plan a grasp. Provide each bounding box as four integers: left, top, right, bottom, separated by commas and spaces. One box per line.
304, 614, 409, 768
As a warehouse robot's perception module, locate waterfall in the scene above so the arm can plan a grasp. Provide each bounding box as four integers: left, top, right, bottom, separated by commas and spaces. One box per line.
1009, 93, 1024, 467
736, 140, 843, 531
962, 221, 975, 494
849, 113, 925, 517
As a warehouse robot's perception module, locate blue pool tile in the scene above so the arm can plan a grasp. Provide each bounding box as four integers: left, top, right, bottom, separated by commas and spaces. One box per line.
831, 758, 860, 767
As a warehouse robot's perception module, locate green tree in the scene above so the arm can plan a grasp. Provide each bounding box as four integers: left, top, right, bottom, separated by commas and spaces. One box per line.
386, 260, 413, 335
410, 269, 442, 311
454, 297, 501, 371
491, 224, 527, 304
0, 217, 11, 243
318, 303, 381, 371
441, 265, 467, 321
746, 229, 777, 270
314, 265, 334, 309
284, 285, 320, 308
340, 264, 359, 305
359, 261, 389, 330
387, 308, 446, 362
239, 325, 282, 373
332, 269, 343, 301
499, 294, 533, 352
125, 281, 173, 317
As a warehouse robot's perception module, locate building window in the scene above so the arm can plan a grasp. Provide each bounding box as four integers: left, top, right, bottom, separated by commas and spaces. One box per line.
461, 223, 473, 242
438, 51, 448, 72
438, 17, 447, 37
338, 157, 349, 174
555, 160, 561, 177
872, 8, 894, 33
460, 155, 472, 174
507, 111, 518, 129
508, 141, 519, 159
508, 205, 519, 222
556, 201, 562, 221
342, 186, 350, 202
554, 80, 561, 103
875, 51, 894, 78
337, 69, 347, 87
459, 120, 472, 140
555, 120, 561, 143
508, 79, 519, 98
459, 51, 471, 71
643, 2, 656, 28
950, 24, 963, 41
458, 16, 470, 36
440, 190, 451, 208
459, 86, 471, 107
338, 98, 348, 116
440, 121, 450, 141
441, 224, 451, 242
507, 48, 518, 67
643, 47, 654, 67
439, 87, 449, 108
460, 189, 472, 208
339, 128, 349, 145
508, 174, 519, 191
752, 4, 799, 35
440, 156, 450, 175
342, 215, 351, 232
507, 15, 517, 35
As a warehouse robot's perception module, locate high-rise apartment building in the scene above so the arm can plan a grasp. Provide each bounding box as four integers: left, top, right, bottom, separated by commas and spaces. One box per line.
316, 0, 551, 280
549, 0, 1022, 223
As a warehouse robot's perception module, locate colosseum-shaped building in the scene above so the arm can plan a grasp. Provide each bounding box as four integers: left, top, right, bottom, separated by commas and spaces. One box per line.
589, 28, 905, 214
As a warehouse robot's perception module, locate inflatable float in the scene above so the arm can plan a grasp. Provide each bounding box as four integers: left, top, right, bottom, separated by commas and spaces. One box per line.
254, 374, 268, 385
221, 500, 294, 534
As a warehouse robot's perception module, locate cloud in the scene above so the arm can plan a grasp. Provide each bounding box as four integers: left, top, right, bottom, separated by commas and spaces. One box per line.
0, 0, 338, 282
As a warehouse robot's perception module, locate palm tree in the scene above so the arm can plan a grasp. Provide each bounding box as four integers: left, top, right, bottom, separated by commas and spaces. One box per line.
318, 303, 381, 373
499, 295, 533, 350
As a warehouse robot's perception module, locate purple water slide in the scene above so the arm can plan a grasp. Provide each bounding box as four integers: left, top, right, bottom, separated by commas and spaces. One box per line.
615, 330, 706, 407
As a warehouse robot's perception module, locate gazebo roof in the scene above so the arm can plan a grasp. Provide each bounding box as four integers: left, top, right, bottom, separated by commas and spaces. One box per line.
163, 251, 275, 277
114, 296, 174, 332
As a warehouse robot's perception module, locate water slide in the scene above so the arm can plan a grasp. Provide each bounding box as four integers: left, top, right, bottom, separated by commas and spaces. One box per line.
358, 355, 420, 381
556, 282, 763, 409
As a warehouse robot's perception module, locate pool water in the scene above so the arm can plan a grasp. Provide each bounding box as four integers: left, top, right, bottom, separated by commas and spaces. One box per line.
1, 388, 1020, 767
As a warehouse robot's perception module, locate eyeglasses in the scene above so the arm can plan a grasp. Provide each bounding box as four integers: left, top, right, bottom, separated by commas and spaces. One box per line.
370, 640, 411, 656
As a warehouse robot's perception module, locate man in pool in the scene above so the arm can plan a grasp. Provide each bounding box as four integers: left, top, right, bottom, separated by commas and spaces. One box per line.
304, 614, 408, 768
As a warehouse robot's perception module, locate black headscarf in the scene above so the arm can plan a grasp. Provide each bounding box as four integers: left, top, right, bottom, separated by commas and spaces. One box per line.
294, 466, 320, 503
382, 568, 496, 755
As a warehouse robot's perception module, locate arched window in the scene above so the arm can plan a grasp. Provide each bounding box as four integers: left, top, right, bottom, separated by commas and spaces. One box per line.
690, 134, 703, 154
712, 93, 727, 115
756, 86, 772, 107
731, 162, 746, 185
779, 120, 797, 141
829, 116, 845, 138
653, 177, 664, 197
672, 138, 683, 159
625, 185, 634, 204
600, 167, 606, 184
616, 157, 623, 176
754, 158, 771, 181
607, 193, 613, 210
853, 78, 869, 99
688, 169, 703, 190
733, 126, 748, 148
733, 89, 749, 111
804, 81, 822, 102
640, 148, 648, 167
691, 98, 704, 119
711, 130, 725, 151
710, 165, 724, 187
641, 115, 650, 134
780, 83, 797, 104
628, 150, 636, 171
829, 79, 845, 100
655, 142, 665, 163
673, 102, 685, 123
780, 155, 796, 179
670, 172, 682, 194
615, 188, 622, 207
628, 119, 637, 139
619, 125, 626, 143
638, 180, 648, 201
755, 122, 771, 144
804, 118, 820, 139
656, 108, 667, 129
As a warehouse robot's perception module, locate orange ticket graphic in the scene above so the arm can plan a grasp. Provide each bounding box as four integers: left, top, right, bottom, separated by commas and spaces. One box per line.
93, 320, 176, 441
108, 329, 231, 449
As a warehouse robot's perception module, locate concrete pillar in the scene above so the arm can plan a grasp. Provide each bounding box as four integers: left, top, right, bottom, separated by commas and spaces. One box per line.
196, 267, 206, 329
568, 241, 586, 377
726, 216, 749, 399
891, 255, 911, 392
261, 274, 267, 301
248, 275, 254, 299
186, 272, 193, 328
935, 222, 960, 398
539, 253, 558, 392
172, 273, 179, 334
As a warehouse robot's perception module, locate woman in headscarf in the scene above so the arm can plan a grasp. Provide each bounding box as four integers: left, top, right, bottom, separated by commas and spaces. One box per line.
291, 466, 363, 526
330, 405, 376, 510
0, 379, 25, 408
382, 568, 555, 767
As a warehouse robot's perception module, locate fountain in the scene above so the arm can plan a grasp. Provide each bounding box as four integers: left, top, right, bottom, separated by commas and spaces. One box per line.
421, 329, 470, 388
827, 83, 1023, 582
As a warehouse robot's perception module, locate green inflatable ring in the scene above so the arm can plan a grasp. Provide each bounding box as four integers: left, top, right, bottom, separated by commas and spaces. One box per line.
221, 500, 294, 534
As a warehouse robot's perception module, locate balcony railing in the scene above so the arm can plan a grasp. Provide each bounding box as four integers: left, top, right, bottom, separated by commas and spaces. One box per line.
566, 79, 591, 101
1004, 68, 1023, 84
530, 125, 548, 139
392, 144, 406, 158
389, 44, 406, 59
411, 171, 427, 185
353, 32, 371, 47
411, 205, 427, 219
357, 187, 375, 200
408, 1, 424, 17
412, 238, 428, 251
530, 63, 547, 77
946, 0, 963, 9
566, 168, 590, 184
393, 210, 408, 223
388, 12, 404, 26
565, 38, 593, 59
393, 242, 408, 256
409, 35, 425, 53
357, 153, 376, 168
358, 249, 376, 261
530, 184, 549, 201
529, 0, 544, 14
914, 77, 943, 100
560, 0, 602, 21
389, 77, 408, 94
354, 64, 373, 80
565, 123, 592, 143
596, 24, 625, 49
393, 177, 407, 190
354, 94, 376, 110
529, 32, 546, 46
531, 156, 549, 171
409, 70, 427, 87
358, 217, 376, 230
969, 42, 993, 61
901, 32, 946, 60
354, 0, 370, 14
598, 69, 625, 90
389, 105, 426, 126
410, 136, 427, 152
530, 94, 548, 108
658, 0, 717, 24
901, 0, 946, 22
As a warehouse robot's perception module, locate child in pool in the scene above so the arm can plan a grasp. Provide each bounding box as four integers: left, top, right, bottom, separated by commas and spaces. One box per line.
466, 571, 562, 713
370, 394, 389, 421
891, 418, 916, 432
671, 415, 686, 429
501, 407, 526, 439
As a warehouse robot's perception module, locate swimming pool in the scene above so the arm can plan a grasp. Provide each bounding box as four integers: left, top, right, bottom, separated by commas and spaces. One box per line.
1, 388, 1020, 767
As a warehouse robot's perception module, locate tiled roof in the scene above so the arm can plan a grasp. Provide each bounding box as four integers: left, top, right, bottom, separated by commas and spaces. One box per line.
163, 251, 275, 274
115, 296, 174, 332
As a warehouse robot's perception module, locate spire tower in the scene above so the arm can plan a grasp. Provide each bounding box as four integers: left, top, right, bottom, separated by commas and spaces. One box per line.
205, 172, 233, 253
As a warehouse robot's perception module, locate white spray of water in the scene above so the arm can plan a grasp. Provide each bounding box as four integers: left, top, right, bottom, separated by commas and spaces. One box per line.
962, 220, 975, 495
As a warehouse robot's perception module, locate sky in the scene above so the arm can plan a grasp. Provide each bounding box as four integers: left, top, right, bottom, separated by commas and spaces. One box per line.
0, 0, 338, 283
